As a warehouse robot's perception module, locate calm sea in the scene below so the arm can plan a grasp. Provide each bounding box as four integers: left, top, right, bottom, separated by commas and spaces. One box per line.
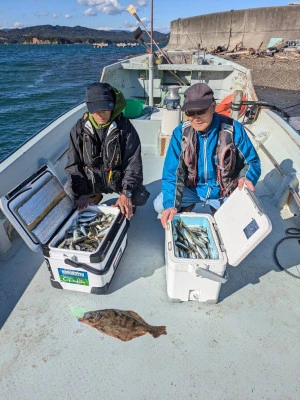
0, 44, 143, 162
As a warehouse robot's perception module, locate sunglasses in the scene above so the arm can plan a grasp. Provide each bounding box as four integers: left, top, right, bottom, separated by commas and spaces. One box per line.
185, 108, 209, 117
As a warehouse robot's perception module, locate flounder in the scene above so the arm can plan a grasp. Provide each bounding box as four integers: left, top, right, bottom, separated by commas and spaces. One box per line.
78, 309, 167, 341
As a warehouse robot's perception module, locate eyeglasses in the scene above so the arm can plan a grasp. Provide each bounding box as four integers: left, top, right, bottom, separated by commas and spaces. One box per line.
185, 109, 209, 117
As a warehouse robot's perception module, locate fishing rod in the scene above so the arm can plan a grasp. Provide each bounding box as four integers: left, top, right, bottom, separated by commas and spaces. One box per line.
241, 100, 292, 119
243, 124, 300, 220
127, 4, 185, 86
229, 92, 293, 120
228, 91, 300, 218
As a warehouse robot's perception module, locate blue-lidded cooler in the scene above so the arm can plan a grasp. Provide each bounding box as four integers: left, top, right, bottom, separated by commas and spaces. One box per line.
0, 164, 129, 294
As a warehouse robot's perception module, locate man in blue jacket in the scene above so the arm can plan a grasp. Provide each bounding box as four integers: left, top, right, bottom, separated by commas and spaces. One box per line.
154, 82, 261, 227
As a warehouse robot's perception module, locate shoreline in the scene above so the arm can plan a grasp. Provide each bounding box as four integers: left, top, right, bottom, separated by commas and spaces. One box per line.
228, 56, 300, 119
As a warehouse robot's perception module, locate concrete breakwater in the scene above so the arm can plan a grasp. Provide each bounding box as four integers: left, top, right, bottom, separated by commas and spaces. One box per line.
167, 6, 300, 50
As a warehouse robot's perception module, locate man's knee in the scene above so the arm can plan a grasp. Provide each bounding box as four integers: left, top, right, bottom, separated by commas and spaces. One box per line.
153, 192, 164, 214
131, 185, 150, 206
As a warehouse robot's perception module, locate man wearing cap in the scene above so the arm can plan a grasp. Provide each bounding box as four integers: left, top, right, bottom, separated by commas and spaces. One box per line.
154, 82, 261, 227
65, 82, 149, 219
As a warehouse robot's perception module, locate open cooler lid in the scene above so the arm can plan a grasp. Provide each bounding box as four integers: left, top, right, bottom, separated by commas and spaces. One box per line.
214, 186, 272, 266
0, 164, 74, 252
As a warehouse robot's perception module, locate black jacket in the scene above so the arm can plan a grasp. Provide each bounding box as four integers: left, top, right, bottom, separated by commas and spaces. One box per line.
65, 112, 143, 199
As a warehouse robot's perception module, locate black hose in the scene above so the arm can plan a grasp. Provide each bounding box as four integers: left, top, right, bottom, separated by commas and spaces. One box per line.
282, 103, 300, 110
274, 228, 300, 279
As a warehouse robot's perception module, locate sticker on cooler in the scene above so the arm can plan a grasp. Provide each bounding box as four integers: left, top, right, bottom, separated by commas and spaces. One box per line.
58, 268, 89, 286
243, 219, 259, 239
113, 247, 123, 270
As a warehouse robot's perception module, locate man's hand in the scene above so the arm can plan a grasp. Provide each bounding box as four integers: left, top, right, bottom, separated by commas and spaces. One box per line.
161, 207, 177, 228
238, 177, 255, 192
113, 194, 133, 219
76, 195, 94, 212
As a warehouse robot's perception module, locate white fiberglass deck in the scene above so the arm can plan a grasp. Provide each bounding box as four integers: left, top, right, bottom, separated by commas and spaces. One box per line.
0, 152, 299, 400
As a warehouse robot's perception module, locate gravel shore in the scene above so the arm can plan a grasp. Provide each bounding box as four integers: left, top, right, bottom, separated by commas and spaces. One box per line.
227, 55, 300, 118
232, 56, 300, 91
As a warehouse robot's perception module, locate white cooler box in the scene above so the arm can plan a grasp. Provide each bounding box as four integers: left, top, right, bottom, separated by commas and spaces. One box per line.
165, 187, 272, 303
0, 164, 129, 294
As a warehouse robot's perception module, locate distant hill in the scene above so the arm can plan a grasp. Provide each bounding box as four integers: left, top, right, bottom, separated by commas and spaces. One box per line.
0, 25, 169, 45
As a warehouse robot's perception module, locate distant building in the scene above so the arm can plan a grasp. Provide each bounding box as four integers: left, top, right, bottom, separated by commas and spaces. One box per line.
92, 42, 109, 48
116, 42, 140, 47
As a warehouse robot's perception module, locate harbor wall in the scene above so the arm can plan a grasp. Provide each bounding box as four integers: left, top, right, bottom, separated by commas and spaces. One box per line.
167, 6, 300, 50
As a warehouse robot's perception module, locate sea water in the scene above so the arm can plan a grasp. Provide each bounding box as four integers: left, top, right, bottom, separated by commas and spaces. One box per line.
0, 44, 143, 161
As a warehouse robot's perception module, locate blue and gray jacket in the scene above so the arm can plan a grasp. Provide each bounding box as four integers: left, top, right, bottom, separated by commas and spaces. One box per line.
162, 112, 261, 210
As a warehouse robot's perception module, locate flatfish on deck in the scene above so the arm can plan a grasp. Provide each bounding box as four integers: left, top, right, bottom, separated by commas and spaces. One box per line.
78, 309, 167, 341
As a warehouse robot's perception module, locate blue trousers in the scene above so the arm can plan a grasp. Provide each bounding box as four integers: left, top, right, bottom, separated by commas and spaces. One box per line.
153, 187, 223, 214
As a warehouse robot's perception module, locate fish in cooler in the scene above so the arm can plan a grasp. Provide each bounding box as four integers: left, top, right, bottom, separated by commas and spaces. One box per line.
173, 217, 214, 259
57, 210, 115, 251
78, 309, 167, 341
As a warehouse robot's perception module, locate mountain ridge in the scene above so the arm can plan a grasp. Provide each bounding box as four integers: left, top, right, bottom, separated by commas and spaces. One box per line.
0, 24, 169, 44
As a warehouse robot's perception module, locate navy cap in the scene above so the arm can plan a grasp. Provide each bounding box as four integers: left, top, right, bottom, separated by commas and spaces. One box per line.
86, 82, 114, 113
181, 83, 214, 111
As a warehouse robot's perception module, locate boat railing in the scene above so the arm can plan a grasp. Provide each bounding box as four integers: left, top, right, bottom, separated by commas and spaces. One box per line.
121, 62, 235, 72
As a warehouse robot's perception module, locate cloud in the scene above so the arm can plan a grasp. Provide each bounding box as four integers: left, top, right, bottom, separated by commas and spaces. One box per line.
140, 17, 149, 24
124, 20, 136, 29
52, 13, 60, 19
83, 8, 97, 16
77, 1, 148, 16
0, 21, 26, 29
78, 1, 125, 15
14, 21, 26, 29
34, 12, 49, 17
96, 26, 114, 30
95, 1, 125, 15
135, 0, 148, 7
124, 16, 150, 30
65, 14, 72, 19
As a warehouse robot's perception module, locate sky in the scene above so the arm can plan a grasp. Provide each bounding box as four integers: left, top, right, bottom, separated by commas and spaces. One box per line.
0, 0, 290, 33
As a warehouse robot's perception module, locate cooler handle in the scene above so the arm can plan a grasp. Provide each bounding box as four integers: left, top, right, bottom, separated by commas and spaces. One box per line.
64, 258, 102, 274
194, 265, 228, 283
245, 187, 265, 215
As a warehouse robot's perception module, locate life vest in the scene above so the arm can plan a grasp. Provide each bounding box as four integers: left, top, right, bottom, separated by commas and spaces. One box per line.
181, 115, 243, 197
215, 116, 240, 197
81, 114, 123, 193
181, 123, 198, 187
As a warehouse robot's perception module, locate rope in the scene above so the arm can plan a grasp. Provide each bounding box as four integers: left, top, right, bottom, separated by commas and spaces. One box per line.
274, 228, 300, 279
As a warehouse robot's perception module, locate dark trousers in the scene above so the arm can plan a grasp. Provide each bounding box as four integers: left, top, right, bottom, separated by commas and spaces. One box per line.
65, 181, 150, 207
129, 185, 149, 206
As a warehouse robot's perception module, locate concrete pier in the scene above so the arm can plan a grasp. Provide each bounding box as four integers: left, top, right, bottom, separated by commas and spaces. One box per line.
167, 6, 300, 50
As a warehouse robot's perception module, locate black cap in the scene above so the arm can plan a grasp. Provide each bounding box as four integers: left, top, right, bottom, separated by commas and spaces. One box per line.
86, 82, 114, 113
181, 83, 214, 111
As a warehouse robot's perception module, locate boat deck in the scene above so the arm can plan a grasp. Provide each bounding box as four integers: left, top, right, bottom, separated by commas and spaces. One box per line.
0, 153, 299, 400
